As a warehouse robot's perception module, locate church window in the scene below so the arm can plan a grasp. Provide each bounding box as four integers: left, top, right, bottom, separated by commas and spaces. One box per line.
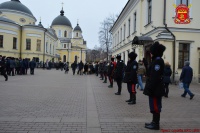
176, 0, 189, 6
58, 30, 62, 37
134, 12, 137, 32
128, 19, 131, 36
13, 37, 17, 49
179, 43, 190, 68
76, 33, 78, 37
64, 31, 67, 37
50, 44, 52, 54
53, 46, 54, 55
123, 24, 126, 40
20, 18, 26, 23
64, 44, 66, 48
147, 0, 152, 24
26, 39, 31, 50
46, 42, 48, 53
36, 39, 41, 51
0, 35, 3, 48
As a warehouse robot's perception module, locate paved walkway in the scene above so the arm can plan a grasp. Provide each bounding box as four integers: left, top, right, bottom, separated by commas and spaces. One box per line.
0, 69, 199, 133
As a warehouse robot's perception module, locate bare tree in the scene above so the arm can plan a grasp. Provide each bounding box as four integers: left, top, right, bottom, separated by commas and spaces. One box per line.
99, 14, 117, 61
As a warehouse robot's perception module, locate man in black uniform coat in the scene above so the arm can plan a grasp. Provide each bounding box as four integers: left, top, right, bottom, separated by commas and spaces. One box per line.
99, 61, 104, 80
0, 56, 8, 81
113, 55, 124, 95
143, 42, 166, 130
108, 57, 116, 88
123, 52, 138, 104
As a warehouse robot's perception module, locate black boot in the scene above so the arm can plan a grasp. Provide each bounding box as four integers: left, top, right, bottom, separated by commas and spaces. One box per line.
126, 93, 132, 102
145, 113, 160, 130
115, 88, 121, 95
5, 75, 8, 81
128, 94, 136, 105
108, 84, 113, 88
145, 114, 154, 126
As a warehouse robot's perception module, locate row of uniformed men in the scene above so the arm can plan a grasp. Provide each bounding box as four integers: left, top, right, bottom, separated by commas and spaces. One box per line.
97, 42, 166, 130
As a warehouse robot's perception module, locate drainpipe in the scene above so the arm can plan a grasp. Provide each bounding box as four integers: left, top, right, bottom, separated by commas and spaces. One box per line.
43, 29, 47, 65
20, 26, 22, 59
164, 0, 176, 82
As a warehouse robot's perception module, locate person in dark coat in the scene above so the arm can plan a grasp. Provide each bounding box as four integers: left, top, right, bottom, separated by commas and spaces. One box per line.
113, 54, 124, 95
95, 62, 99, 76
163, 62, 172, 98
78, 61, 84, 75
6, 57, 10, 75
123, 52, 138, 104
107, 57, 116, 88
24, 59, 29, 75
99, 60, 104, 80
143, 42, 166, 130
180, 61, 194, 100
71, 61, 77, 75
29, 59, 36, 75
84, 63, 88, 75
103, 61, 108, 83
10, 57, 16, 76
143, 58, 148, 75
0, 56, 8, 81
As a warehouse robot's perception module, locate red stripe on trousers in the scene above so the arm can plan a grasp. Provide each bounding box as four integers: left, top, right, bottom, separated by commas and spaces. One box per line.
153, 97, 159, 113
132, 84, 136, 93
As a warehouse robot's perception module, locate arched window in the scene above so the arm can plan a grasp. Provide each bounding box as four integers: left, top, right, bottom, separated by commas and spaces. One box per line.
63, 55, 66, 62
76, 33, 78, 37
64, 31, 67, 37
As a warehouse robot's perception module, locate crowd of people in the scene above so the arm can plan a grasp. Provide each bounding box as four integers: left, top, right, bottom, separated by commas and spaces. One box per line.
88, 42, 195, 130
0, 55, 36, 81
1, 42, 195, 130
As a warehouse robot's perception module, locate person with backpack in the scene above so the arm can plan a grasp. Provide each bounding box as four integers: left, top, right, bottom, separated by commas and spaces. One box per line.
113, 54, 124, 95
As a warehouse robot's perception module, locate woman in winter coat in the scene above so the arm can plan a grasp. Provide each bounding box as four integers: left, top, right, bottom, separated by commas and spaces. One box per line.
163, 62, 172, 98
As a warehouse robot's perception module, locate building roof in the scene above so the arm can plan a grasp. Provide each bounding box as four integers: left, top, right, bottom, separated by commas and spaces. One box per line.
51, 9, 72, 27
0, 16, 16, 24
74, 24, 82, 32
0, 0, 34, 16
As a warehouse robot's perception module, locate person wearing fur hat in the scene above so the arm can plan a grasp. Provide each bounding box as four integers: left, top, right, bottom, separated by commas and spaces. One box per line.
113, 54, 124, 95
107, 57, 117, 88
123, 52, 138, 104
143, 42, 166, 130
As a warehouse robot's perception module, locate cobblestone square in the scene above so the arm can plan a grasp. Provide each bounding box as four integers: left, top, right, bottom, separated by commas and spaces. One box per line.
0, 69, 199, 133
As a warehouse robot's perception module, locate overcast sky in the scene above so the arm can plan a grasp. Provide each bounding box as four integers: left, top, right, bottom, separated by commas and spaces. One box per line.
1, 0, 128, 49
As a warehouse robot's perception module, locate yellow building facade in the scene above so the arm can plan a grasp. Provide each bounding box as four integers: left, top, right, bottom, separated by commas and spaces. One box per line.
110, 0, 200, 83
0, 0, 87, 65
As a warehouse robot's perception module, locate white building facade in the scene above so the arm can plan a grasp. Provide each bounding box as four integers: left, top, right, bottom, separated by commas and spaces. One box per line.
110, 0, 200, 83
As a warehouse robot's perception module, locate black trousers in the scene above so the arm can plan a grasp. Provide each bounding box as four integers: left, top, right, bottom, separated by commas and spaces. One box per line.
0, 68, 7, 79
30, 68, 34, 75
116, 78, 122, 93
72, 69, 76, 75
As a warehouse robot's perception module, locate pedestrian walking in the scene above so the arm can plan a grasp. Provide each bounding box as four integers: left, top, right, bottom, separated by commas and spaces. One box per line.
143, 42, 166, 130
64, 62, 69, 74
71, 61, 77, 75
123, 52, 138, 104
180, 61, 194, 100
113, 55, 124, 95
163, 62, 172, 98
137, 60, 146, 91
